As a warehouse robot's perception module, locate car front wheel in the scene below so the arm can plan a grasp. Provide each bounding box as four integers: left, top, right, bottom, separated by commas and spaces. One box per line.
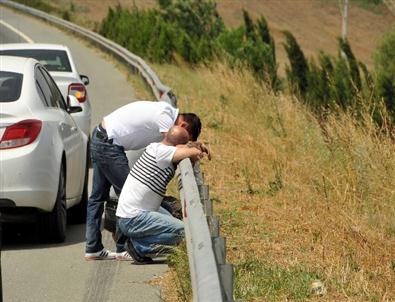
39, 164, 67, 243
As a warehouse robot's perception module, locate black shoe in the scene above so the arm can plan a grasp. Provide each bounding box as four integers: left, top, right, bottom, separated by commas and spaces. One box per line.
125, 239, 154, 264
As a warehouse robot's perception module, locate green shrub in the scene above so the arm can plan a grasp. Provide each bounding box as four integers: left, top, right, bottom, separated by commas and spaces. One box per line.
216, 27, 245, 66
99, 1, 278, 87
148, 20, 176, 63
159, 0, 225, 40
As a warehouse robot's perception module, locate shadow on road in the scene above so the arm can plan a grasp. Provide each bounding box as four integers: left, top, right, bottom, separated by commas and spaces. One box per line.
1, 222, 85, 251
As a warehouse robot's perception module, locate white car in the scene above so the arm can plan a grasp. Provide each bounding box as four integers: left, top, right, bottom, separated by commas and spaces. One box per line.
0, 56, 89, 242
0, 43, 91, 138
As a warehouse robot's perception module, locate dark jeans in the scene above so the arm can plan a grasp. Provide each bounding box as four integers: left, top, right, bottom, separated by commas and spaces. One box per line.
85, 127, 129, 253
118, 207, 184, 257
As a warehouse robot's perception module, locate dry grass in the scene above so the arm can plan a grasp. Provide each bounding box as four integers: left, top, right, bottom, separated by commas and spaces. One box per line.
150, 62, 395, 301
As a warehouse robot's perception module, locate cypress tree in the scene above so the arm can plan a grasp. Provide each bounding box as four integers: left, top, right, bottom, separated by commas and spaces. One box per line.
242, 10, 257, 42
257, 16, 271, 45
256, 15, 278, 90
283, 31, 309, 99
307, 58, 324, 112
332, 58, 353, 108
359, 61, 374, 97
339, 38, 361, 92
318, 52, 334, 105
376, 72, 395, 122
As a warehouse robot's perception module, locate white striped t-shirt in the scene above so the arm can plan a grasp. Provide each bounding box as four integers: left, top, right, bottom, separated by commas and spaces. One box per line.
116, 142, 176, 218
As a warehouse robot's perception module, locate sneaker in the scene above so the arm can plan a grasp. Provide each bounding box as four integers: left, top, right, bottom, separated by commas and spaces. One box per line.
125, 240, 154, 264
116, 251, 133, 261
85, 249, 116, 261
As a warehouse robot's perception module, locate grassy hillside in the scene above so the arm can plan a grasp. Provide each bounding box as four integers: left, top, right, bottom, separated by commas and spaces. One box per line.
151, 62, 395, 301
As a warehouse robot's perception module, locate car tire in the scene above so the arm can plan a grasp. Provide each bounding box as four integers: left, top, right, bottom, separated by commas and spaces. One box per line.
68, 150, 89, 224
39, 164, 67, 243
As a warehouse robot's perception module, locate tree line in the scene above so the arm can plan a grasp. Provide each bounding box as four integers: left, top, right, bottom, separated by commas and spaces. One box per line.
99, 0, 394, 126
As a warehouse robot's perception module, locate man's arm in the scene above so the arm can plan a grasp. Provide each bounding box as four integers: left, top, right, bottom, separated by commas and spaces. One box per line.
172, 146, 202, 163
187, 141, 211, 160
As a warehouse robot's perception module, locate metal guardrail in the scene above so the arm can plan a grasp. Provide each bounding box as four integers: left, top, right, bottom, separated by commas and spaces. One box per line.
177, 161, 234, 302
0, 1, 234, 301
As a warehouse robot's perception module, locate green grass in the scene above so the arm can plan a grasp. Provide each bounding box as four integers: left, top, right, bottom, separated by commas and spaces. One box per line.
234, 258, 321, 301
167, 242, 192, 301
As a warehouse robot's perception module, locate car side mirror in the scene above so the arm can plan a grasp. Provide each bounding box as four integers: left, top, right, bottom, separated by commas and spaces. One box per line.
80, 74, 89, 86
67, 95, 82, 114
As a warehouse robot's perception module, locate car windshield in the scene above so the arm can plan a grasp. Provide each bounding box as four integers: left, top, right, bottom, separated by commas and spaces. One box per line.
0, 49, 72, 72
0, 71, 23, 102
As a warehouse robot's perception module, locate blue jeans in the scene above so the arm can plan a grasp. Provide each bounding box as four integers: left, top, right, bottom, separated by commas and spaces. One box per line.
85, 127, 130, 253
118, 207, 184, 257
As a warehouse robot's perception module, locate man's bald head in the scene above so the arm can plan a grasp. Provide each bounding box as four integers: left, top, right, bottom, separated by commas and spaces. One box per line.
165, 126, 190, 146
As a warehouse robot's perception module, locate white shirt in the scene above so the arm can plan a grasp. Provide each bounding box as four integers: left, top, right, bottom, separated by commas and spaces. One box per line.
104, 101, 179, 150
116, 142, 177, 218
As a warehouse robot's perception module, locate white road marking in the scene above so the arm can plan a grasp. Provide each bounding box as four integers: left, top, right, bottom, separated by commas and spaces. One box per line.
0, 19, 34, 43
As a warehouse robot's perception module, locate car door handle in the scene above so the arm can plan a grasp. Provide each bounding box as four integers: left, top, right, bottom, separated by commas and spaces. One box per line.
71, 126, 78, 132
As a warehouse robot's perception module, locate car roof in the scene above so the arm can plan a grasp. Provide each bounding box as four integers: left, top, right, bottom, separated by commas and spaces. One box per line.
0, 43, 70, 51
0, 55, 36, 72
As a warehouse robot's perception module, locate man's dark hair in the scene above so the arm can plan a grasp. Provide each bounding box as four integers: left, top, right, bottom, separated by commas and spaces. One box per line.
180, 113, 201, 141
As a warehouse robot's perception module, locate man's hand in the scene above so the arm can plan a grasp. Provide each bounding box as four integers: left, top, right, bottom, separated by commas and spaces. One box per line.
187, 141, 211, 160
173, 146, 202, 163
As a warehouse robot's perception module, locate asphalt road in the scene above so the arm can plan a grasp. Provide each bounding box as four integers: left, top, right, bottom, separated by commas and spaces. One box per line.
0, 6, 168, 302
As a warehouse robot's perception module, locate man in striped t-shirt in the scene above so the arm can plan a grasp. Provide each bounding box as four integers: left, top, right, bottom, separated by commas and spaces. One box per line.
116, 126, 206, 264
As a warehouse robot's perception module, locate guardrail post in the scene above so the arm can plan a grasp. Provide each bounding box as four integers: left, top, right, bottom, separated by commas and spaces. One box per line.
213, 236, 234, 301
219, 264, 234, 302
212, 236, 226, 265
207, 215, 220, 238
199, 185, 213, 217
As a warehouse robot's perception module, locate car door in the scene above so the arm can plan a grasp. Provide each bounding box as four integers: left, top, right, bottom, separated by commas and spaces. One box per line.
35, 65, 85, 200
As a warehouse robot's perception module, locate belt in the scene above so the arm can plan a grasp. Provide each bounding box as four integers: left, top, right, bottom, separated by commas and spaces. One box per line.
95, 124, 113, 144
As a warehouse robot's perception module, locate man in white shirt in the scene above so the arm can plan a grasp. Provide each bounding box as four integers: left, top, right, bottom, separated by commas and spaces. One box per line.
85, 101, 205, 261
117, 126, 204, 264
